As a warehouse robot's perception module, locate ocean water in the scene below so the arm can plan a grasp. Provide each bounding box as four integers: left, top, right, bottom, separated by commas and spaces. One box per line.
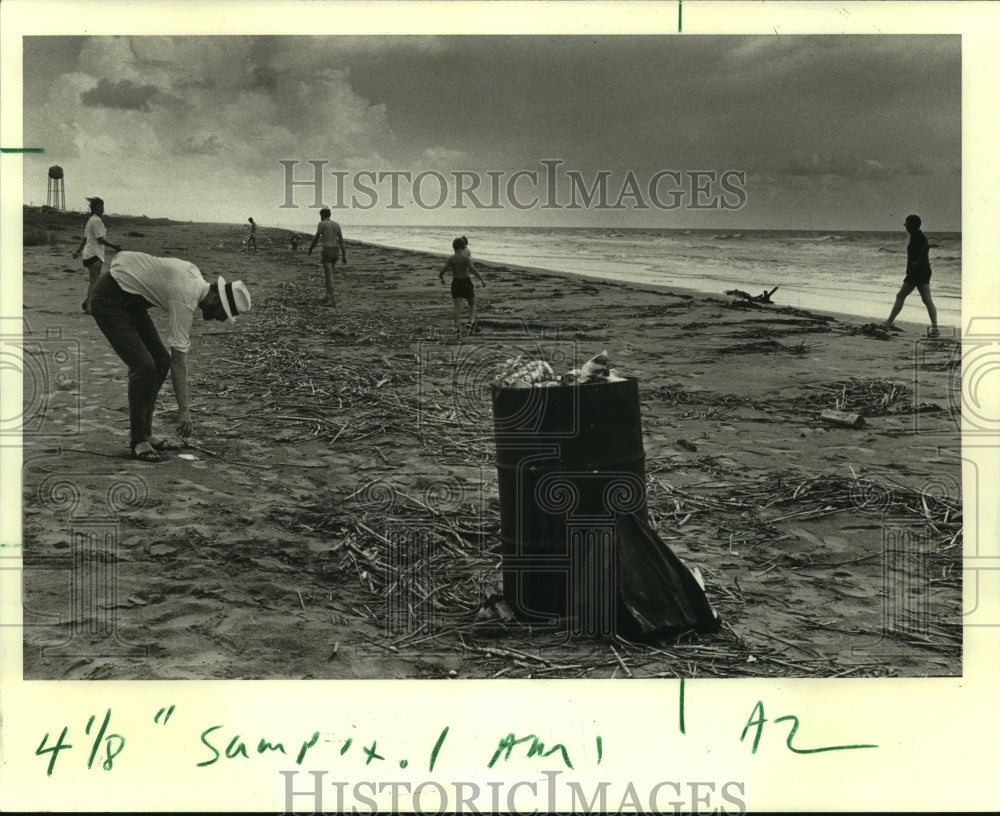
348, 226, 962, 328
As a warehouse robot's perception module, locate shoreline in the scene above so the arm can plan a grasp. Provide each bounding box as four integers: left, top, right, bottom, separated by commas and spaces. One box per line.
336, 227, 959, 331
345, 235, 943, 336
21, 206, 955, 332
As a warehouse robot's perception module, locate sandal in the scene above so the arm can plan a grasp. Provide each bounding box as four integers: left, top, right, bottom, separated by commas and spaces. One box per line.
149, 437, 183, 451
130, 443, 164, 463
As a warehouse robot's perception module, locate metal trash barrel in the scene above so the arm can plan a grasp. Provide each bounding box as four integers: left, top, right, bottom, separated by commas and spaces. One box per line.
491, 377, 647, 634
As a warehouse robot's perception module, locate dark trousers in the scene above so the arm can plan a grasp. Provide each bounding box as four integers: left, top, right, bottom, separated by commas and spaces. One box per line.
90, 274, 170, 447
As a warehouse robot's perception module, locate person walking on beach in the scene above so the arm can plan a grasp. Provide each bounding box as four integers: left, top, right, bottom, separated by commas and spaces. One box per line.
247, 217, 258, 253
72, 197, 122, 314
308, 208, 347, 305
89, 250, 252, 462
884, 214, 939, 337
440, 236, 485, 339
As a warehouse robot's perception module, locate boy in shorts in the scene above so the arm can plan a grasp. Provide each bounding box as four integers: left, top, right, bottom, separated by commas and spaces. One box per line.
883, 214, 939, 337
439, 237, 486, 339
308, 208, 347, 305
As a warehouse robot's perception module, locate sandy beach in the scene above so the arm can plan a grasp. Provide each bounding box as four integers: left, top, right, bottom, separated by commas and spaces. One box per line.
20, 207, 962, 680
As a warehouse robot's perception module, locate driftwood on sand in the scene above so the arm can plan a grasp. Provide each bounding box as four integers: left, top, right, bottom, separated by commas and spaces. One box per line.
726, 285, 779, 304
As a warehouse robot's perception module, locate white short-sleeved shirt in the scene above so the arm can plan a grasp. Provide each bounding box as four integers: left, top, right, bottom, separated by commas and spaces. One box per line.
109, 251, 210, 353
83, 215, 107, 261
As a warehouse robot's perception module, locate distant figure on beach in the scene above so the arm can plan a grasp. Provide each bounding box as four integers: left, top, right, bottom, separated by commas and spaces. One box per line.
72, 197, 122, 314
308, 208, 347, 306
88, 251, 252, 462
247, 217, 258, 253
290, 233, 301, 252
884, 214, 939, 337
440, 236, 486, 339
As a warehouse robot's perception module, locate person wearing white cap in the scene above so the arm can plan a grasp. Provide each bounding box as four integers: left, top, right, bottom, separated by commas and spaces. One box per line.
71, 196, 122, 314
89, 250, 252, 462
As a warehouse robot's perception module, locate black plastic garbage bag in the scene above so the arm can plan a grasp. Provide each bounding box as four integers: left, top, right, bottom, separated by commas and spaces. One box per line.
615, 512, 720, 636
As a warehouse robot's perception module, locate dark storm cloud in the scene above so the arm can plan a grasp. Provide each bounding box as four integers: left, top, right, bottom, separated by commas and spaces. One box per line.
21, 33, 961, 229
80, 77, 177, 111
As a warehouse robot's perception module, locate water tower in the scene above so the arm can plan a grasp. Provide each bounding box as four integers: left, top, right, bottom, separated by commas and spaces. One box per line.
47, 166, 65, 210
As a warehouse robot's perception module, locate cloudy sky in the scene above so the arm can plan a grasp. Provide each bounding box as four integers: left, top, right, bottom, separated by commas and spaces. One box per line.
22, 34, 960, 231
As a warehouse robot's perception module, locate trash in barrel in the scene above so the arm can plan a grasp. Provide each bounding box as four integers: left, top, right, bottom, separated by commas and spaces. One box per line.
491, 352, 719, 638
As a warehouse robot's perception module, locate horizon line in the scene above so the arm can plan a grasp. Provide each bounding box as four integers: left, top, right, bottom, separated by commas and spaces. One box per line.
21, 207, 962, 235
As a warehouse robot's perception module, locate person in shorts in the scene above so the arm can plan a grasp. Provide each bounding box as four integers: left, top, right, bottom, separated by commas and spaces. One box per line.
247, 217, 258, 253
308, 208, 347, 305
72, 197, 122, 314
884, 214, 939, 337
439, 237, 486, 339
